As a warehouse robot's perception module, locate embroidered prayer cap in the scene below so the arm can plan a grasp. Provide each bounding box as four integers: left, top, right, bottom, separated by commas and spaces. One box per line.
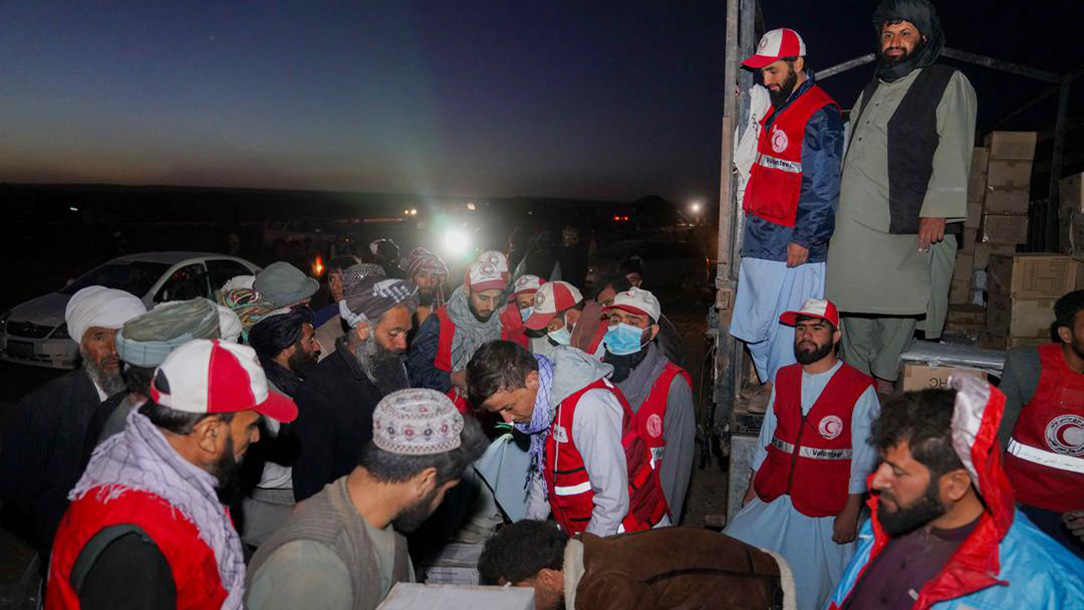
779, 298, 839, 328
372, 388, 464, 455
604, 286, 661, 323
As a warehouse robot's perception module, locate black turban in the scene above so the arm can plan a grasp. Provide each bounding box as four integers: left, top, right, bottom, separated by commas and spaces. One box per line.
248, 308, 313, 362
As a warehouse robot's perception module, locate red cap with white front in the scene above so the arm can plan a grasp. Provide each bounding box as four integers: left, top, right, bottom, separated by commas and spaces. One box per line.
466, 260, 507, 292
524, 281, 583, 330
512, 274, 545, 296
742, 28, 806, 69
150, 339, 298, 423
604, 287, 661, 323
779, 298, 839, 328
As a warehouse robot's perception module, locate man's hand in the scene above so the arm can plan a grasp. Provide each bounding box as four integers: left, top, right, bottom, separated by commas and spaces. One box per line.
450, 370, 468, 392
786, 243, 809, 268
832, 494, 863, 544
1063, 510, 1084, 541
917, 217, 946, 252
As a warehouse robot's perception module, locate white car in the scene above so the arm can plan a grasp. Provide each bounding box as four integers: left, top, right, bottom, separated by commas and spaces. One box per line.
0, 252, 260, 369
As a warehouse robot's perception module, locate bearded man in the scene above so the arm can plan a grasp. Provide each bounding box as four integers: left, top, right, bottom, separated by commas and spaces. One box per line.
729, 28, 844, 395
724, 299, 880, 610
826, 0, 978, 393
0, 286, 145, 566
292, 276, 418, 501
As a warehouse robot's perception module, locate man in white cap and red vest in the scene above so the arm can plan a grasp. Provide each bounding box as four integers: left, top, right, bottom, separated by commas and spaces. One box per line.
523, 280, 587, 359
725, 298, 879, 610
468, 340, 670, 536
728, 27, 844, 399
499, 274, 545, 349
601, 287, 695, 522
827, 378, 1084, 610
46, 339, 298, 609
407, 256, 507, 399
0, 286, 145, 567
245, 388, 488, 610
998, 289, 1084, 558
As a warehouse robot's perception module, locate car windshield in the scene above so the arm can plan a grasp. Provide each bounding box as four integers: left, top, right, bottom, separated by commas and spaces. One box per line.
595, 241, 642, 260
59, 262, 172, 297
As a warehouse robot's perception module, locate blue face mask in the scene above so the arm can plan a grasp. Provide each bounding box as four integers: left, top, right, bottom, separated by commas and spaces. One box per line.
548, 325, 572, 346
520, 306, 534, 323
604, 323, 646, 356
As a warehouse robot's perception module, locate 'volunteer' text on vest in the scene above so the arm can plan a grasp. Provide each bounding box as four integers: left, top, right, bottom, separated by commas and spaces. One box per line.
743, 84, 839, 227
754, 362, 872, 517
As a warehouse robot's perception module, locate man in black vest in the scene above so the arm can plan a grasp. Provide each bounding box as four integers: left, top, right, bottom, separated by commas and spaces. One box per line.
825, 0, 977, 394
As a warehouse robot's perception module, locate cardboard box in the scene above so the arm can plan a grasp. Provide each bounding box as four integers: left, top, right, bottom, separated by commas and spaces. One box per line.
980, 214, 1028, 244
968, 147, 990, 203
974, 242, 1016, 269
947, 304, 986, 327
986, 159, 1032, 190
900, 363, 986, 392
986, 294, 1056, 339
1060, 172, 1083, 214
977, 332, 1051, 351
985, 131, 1037, 161
987, 253, 1081, 299
377, 584, 535, 610
983, 187, 1030, 215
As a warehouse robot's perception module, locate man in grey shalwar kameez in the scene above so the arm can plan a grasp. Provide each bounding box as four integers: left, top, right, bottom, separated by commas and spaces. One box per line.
825, 0, 976, 392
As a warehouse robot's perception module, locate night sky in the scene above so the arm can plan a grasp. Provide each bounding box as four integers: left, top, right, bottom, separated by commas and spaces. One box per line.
2, 1, 1081, 203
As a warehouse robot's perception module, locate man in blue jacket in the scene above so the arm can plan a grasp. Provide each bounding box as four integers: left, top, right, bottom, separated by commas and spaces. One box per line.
729, 27, 844, 396
827, 377, 1084, 610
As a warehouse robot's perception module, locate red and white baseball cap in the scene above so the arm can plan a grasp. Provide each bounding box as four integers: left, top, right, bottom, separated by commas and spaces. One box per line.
466, 259, 506, 292
524, 281, 583, 330
742, 28, 806, 69
150, 339, 298, 423
779, 298, 839, 328
604, 287, 661, 323
475, 250, 510, 281
512, 274, 545, 296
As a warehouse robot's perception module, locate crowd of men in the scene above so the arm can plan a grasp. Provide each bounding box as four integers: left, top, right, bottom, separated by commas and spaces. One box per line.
1, 0, 1083, 609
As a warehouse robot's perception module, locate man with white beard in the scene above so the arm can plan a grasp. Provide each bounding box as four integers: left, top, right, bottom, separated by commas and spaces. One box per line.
0, 286, 145, 567
292, 275, 419, 501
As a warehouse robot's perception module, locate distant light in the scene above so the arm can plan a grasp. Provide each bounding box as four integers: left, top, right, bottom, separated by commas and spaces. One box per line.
410, 209, 418, 216
69, 206, 79, 212
691, 203, 702, 213
467, 202, 476, 211
312, 254, 325, 277
444, 228, 470, 255
404, 209, 410, 215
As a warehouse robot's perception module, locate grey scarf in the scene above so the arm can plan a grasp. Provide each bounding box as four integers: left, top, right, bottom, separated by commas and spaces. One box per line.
72, 409, 246, 609
446, 285, 502, 371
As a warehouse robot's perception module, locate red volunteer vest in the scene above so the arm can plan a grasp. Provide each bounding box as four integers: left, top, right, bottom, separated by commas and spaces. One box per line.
47, 488, 227, 610
433, 305, 518, 372
634, 362, 692, 467
743, 84, 840, 227
1004, 343, 1084, 512
754, 362, 872, 517
542, 378, 670, 535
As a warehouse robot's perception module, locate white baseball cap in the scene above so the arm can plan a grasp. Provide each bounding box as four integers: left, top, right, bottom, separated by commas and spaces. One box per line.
604, 287, 661, 323
524, 281, 583, 330
512, 274, 545, 296
475, 250, 510, 279
466, 259, 506, 292
149, 339, 298, 423
742, 28, 806, 69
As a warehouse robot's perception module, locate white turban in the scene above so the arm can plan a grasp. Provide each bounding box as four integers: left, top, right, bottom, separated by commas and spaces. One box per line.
65, 286, 147, 344
215, 304, 244, 343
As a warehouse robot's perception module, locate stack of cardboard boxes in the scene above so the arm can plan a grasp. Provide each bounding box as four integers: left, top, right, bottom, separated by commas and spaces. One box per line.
949, 132, 1038, 337
980, 253, 1083, 349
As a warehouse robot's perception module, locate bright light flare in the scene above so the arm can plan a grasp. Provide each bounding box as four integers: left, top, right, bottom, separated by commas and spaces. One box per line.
691, 202, 702, 213
444, 228, 470, 254
312, 254, 325, 277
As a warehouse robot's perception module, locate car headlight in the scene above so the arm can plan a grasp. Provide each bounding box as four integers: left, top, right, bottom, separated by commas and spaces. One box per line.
50, 323, 70, 339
